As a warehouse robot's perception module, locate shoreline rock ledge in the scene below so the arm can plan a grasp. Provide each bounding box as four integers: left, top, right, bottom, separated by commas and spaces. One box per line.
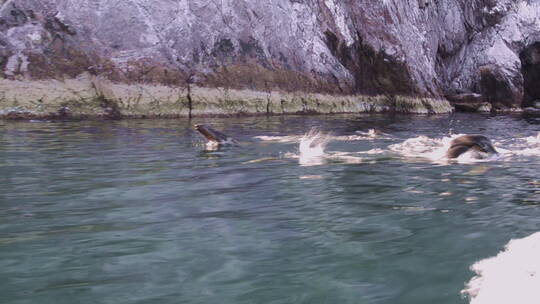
0, 0, 539, 118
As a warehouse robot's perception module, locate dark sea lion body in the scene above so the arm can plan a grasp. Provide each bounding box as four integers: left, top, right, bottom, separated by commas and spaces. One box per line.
194, 124, 236, 146
446, 135, 498, 159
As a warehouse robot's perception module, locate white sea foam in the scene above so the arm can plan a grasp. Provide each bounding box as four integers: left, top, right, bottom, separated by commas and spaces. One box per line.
255, 129, 389, 143
525, 132, 540, 145
355, 129, 391, 140
498, 131, 540, 157
462, 232, 540, 304
283, 130, 538, 166
255, 135, 303, 143
260, 128, 389, 165
388, 134, 512, 164
508, 148, 540, 157
357, 148, 387, 155
325, 152, 363, 164
518, 132, 540, 156
389, 135, 450, 161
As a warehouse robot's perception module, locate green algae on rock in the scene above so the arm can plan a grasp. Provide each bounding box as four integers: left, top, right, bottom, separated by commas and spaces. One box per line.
0, 75, 453, 119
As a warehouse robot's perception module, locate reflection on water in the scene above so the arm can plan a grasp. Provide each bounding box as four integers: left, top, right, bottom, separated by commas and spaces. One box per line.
0, 113, 539, 304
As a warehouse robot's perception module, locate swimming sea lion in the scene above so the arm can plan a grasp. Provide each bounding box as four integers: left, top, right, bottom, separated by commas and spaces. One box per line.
194, 124, 236, 149
446, 135, 498, 159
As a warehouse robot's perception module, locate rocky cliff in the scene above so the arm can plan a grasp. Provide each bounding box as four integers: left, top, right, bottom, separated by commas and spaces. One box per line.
0, 0, 539, 118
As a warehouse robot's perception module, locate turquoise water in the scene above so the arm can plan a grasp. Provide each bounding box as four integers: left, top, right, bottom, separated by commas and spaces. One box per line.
0, 113, 539, 304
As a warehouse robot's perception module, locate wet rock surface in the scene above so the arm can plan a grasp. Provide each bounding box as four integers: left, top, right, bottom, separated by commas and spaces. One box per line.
520, 42, 540, 108
0, 74, 452, 119
446, 93, 492, 112
0, 0, 539, 117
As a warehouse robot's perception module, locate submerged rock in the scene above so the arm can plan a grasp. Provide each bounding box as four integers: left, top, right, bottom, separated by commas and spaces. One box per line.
0, 0, 539, 117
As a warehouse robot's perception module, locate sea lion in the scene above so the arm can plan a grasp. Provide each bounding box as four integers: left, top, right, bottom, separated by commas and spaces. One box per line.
194, 124, 236, 149
446, 135, 498, 159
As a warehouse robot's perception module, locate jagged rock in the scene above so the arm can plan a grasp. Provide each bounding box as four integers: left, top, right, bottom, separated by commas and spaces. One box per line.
0, 0, 538, 116
479, 64, 523, 109
520, 42, 540, 108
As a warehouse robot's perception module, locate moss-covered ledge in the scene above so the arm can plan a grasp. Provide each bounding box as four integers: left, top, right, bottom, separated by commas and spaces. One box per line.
0, 74, 453, 119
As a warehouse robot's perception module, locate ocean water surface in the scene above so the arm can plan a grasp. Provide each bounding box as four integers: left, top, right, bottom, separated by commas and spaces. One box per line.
0, 113, 539, 304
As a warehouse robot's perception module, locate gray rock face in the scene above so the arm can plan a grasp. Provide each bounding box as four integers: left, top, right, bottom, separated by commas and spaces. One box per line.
0, 0, 539, 108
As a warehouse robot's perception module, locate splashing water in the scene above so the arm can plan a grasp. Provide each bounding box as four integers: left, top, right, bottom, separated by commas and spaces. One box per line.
512, 132, 540, 156
389, 134, 507, 164
298, 129, 330, 166
261, 129, 538, 166
294, 129, 367, 166
528, 132, 540, 144
205, 141, 220, 151
255, 128, 387, 166
389, 135, 450, 161
462, 232, 540, 304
